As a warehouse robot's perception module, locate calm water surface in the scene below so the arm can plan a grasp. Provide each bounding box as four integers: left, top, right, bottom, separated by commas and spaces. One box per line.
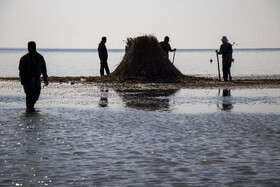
1, 48, 280, 77
0, 81, 280, 186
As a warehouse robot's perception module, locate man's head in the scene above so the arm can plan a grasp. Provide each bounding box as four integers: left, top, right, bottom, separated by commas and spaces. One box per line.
164, 36, 169, 43
221, 36, 228, 43
102, 37, 107, 43
28, 41, 36, 54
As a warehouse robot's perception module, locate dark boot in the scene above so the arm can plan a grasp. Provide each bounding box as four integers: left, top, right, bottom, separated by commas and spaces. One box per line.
26, 100, 35, 112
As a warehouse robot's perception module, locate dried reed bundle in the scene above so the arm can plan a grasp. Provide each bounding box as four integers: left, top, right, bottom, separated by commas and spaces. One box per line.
112, 35, 183, 82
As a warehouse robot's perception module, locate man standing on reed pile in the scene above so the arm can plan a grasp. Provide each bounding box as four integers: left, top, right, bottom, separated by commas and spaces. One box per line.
19, 41, 48, 112
160, 36, 176, 58
98, 37, 110, 76
216, 36, 233, 81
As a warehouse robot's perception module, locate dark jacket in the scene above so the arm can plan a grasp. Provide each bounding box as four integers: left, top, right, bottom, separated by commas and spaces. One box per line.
19, 52, 48, 85
160, 41, 172, 56
218, 42, 232, 59
98, 42, 108, 63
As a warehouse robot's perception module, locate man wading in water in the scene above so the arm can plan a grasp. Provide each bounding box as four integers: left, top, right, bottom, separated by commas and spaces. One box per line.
19, 41, 48, 112
160, 36, 176, 58
216, 36, 233, 81
98, 37, 110, 76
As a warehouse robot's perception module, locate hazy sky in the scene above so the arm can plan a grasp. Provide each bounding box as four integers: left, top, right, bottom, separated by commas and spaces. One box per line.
0, 0, 280, 49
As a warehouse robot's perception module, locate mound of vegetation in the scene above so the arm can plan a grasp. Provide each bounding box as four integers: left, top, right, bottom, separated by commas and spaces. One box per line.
111, 35, 183, 82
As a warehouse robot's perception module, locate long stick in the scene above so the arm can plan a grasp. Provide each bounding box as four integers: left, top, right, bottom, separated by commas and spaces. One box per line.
216, 53, 221, 81
172, 50, 176, 64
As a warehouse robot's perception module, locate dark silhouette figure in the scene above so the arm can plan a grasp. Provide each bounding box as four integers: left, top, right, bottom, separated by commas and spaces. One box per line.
19, 41, 48, 112
216, 36, 233, 81
98, 37, 110, 76
160, 36, 176, 58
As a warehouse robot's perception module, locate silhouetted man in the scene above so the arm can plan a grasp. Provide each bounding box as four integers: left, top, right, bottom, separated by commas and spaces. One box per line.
160, 36, 176, 58
98, 37, 110, 76
216, 36, 233, 81
19, 41, 48, 112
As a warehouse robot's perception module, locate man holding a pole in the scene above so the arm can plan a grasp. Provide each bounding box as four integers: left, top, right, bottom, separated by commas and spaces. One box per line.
216, 36, 233, 81
160, 36, 176, 60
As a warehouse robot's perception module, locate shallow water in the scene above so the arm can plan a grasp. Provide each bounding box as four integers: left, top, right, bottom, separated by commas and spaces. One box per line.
1, 48, 280, 77
1, 81, 280, 186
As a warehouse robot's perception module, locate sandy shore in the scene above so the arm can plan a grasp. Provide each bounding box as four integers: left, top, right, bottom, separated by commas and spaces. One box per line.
1, 75, 279, 89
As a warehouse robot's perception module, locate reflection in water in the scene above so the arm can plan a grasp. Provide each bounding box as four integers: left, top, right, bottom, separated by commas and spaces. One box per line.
115, 89, 178, 111
99, 86, 109, 107
222, 89, 233, 111
218, 89, 234, 111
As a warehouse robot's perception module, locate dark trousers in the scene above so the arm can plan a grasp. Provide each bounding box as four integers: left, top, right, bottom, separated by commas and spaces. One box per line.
23, 79, 41, 111
100, 62, 110, 76
222, 57, 232, 81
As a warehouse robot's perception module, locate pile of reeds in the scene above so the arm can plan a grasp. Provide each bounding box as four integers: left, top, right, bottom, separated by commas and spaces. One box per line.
111, 35, 183, 82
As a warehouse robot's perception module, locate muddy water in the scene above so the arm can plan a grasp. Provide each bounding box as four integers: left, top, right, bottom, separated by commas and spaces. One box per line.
1, 81, 280, 186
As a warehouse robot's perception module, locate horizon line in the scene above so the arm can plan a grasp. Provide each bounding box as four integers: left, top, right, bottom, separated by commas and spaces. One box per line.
1, 47, 280, 51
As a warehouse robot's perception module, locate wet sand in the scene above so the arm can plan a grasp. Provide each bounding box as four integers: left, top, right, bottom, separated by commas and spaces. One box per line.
1, 75, 279, 90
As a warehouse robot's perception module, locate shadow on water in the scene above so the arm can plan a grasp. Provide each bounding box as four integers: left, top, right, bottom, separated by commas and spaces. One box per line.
217, 89, 234, 111
19, 109, 50, 130
115, 89, 179, 111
